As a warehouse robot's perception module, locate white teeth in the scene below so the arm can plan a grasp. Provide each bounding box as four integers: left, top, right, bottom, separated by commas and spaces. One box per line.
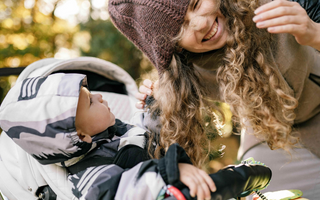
204, 21, 218, 40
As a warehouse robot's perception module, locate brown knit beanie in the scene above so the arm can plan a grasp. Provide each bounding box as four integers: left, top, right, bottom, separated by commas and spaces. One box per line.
108, 0, 190, 73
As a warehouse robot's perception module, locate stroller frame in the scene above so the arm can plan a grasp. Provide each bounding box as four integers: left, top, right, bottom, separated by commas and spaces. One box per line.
0, 57, 140, 200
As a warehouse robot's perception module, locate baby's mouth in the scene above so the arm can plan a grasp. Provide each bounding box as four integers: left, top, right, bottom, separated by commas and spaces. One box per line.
202, 19, 218, 42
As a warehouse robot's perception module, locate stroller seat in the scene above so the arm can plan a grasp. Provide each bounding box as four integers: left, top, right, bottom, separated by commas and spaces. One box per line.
0, 57, 140, 200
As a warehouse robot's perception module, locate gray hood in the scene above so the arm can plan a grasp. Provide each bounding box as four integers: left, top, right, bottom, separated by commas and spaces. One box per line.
0, 73, 95, 166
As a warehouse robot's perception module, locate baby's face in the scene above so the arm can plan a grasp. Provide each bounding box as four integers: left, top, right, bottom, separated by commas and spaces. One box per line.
75, 87, 115, 138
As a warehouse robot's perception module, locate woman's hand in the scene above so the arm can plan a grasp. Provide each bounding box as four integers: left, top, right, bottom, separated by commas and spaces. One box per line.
253, 0, 320, 50
135, 79, 158, 109
179, 163, 216, 200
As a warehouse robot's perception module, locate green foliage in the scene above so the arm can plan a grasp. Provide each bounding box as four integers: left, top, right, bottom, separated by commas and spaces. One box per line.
0, 77, 11, 133
208, 144, 226, 160
80, 19, 148, 80
0, 78, 9, 103
0, 0, 153, 103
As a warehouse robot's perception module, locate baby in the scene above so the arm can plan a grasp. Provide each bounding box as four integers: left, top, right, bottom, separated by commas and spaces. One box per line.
0, 73, 271, 200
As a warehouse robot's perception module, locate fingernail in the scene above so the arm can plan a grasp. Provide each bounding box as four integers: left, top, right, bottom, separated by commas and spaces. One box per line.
142, 94, 147, 99
256, 21, 264, 27
268, 27, 275, 32
254, 8, 261, 14
147, 90, 152, 95
252, 17, 256, 22
137, 101, 144, 108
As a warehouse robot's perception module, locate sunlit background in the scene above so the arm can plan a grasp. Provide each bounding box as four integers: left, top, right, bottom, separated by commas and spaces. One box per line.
0, 0, 150, 91
0, 0, 240, 173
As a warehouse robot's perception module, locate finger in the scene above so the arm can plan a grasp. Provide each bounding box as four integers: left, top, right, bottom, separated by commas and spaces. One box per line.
185, 168, 206, 200
266, 24, 303, 35
135, 101, 145, 109
143, 79, 153, 89
197, 183, 205, 200
256, 15, 301, 29
253, 6, 295, 23
254, 3, 306, 24
135, 92, 147, 101
194, 174, 210, 200
182, 176, 198, 198
139, 85, 153, 95
199, 170, 216, 192
254, 0, 294, 15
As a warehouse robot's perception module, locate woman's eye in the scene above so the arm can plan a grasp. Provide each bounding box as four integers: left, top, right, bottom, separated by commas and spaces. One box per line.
193, 0, 200, 9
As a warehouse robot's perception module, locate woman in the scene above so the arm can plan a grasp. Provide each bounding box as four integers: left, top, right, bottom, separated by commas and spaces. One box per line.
108, 0, 320, 198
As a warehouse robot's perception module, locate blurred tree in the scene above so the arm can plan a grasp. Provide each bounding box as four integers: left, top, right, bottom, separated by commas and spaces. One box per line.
0, 0, 70, 111
0, 76, 11, 132
0, 0, 152, 101
79, 19, 149, 80
0, 0, 78, 68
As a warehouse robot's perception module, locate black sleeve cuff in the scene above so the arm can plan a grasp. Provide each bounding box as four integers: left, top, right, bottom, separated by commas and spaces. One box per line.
158, 143, 192, 188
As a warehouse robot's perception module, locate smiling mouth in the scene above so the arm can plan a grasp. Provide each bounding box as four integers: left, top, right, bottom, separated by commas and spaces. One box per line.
202, 19, 218, 42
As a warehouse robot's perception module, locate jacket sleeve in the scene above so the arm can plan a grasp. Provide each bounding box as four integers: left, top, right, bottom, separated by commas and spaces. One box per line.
291, 0, 320, 23
67, 143, 190, 200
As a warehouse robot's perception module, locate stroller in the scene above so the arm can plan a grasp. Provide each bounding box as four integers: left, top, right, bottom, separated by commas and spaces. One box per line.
0, 57, 140, 200
0, 57, 272, 200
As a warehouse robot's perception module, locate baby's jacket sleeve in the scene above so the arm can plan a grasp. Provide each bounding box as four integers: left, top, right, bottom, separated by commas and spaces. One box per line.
67, 143, 191, 200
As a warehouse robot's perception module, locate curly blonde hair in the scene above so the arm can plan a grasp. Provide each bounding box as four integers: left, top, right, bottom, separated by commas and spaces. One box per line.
217, 0, 299, 150
149, 54, 221, 167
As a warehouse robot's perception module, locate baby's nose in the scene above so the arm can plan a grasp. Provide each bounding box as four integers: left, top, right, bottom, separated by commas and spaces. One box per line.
93, 93, 103, 102
190, 15, 207, 32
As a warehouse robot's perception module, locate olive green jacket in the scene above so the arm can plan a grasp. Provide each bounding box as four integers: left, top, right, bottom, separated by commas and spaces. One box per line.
236, 33, 320, 159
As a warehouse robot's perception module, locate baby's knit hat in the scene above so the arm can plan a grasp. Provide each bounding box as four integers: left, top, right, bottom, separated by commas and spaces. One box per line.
108, 0, 190, 73
0, 73, 95, 166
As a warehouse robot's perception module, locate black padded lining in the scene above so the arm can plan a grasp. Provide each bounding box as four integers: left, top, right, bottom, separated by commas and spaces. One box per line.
53, 70, 127, 95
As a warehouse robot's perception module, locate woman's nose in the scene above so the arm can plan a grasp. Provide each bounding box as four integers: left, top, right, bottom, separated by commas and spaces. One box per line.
190, 15, 207, 32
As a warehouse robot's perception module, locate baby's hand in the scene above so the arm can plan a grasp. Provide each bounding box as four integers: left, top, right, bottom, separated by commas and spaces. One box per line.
253, 0, 320, 50
135, 79, 158, 109
179, 163, 216, 200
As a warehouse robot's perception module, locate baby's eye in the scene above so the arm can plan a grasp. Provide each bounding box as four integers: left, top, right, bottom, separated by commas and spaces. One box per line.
90, 97, 92, 105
